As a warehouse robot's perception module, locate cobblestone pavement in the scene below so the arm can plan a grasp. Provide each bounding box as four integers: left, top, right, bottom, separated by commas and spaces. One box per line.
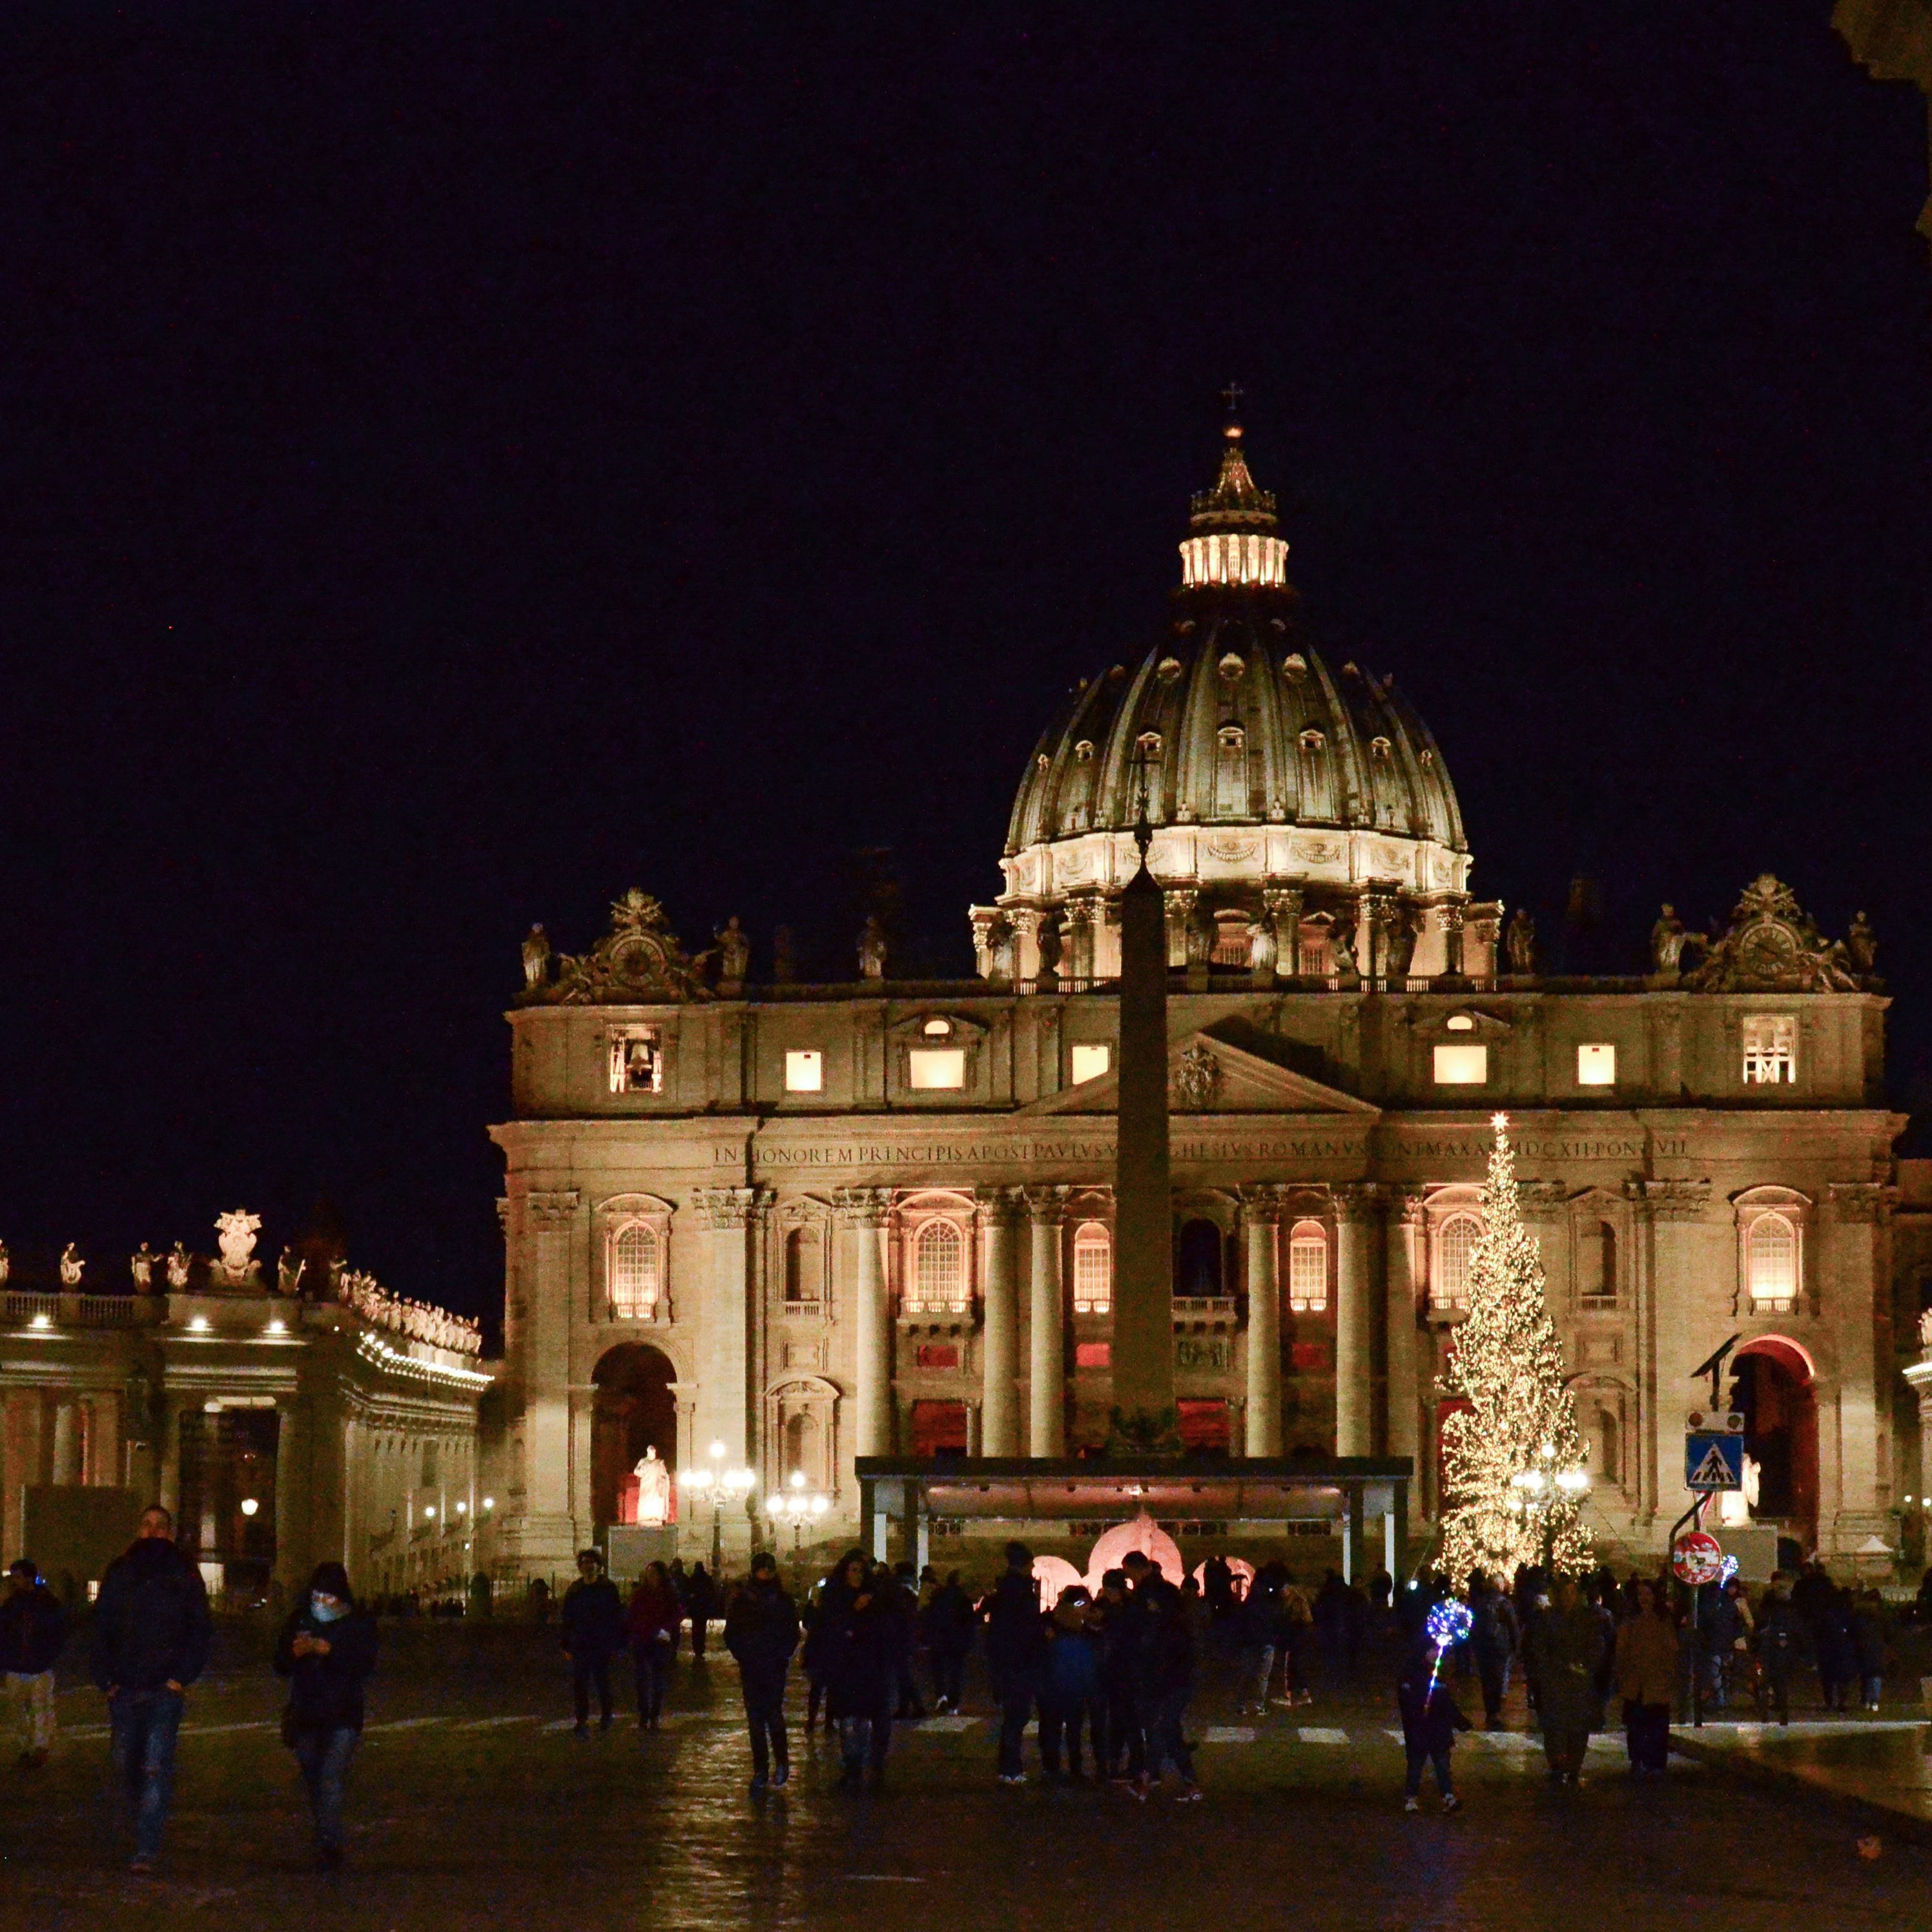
3, 1625, 1929, 1931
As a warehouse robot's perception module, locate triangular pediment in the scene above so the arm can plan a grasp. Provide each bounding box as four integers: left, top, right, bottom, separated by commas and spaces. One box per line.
1022, 1029, 1379, 1118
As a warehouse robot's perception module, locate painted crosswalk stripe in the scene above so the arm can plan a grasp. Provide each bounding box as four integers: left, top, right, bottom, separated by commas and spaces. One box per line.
910, 1714, 979, 1732
1203, 1725, 1256, 1744
1297, 1727, 1350, 1745
365, 1716, 448, 1732
183, 1720, 274, 1736
458, 1714, 542, 1729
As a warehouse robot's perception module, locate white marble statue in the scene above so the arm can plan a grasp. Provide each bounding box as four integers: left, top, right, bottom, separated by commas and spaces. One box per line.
59, 1243, 83, 1286
167, 1242, 192, 1290
130, 1243, 157, 1292
215, 1209, 262, 1284
633, 1447, 673, 1526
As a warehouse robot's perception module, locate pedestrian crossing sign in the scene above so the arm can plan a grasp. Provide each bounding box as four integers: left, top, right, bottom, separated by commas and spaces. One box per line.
1685, 1432, 1744, 1491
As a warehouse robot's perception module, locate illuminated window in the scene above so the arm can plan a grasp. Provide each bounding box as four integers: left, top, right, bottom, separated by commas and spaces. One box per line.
1742, 1014, 1796, 1085
608, 1224, 660, 1320
1433, 1043, 1488, 1084
1577, 1043, 1616, 1086
923, 1017, 953, 1037
1070, 1043, 1111, 1085
910, 1220, 967, 1313
1433, 1215, 1479, 1310
1444, 1012, 1476, 1031
1287, 1221, 1328, 1312
908, 1048, 966, 1090
1299, 728, 1326, 753
784, 1049, 823, 1093
1746, 1213, 1798, 1311
608, 1029, 663, 1094
1073, 1223, 1112, 1313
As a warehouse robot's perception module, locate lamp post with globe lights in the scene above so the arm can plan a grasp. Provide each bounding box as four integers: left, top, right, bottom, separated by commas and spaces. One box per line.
681, 1439, 757, 1571
1510, 1441, 1592, 1570
764, 1469, 830, 1570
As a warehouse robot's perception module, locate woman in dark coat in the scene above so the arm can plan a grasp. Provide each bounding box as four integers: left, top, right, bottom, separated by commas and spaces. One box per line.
1813, 1584, 1859, 1712
627, 1561, 682, 1732
274, 1561, 378, 1869
819, 1554, 902, 1787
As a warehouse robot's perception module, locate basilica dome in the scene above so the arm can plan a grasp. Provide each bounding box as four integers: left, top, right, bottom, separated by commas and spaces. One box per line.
972, 416, 1483, 987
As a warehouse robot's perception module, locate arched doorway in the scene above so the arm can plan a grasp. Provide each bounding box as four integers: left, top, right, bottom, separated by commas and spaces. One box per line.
1731, 1337, 1818, 1547
1176, 1218, 1225, 1298
592, 1344, 677, 1529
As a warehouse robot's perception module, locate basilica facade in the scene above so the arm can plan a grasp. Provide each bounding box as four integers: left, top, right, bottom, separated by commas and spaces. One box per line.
491, 419, 1907, 1579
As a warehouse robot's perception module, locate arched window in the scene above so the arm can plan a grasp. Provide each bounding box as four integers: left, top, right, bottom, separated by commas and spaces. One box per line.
1073, 1223, 1111, 1313
1287, 1221, 1328, 1312
1589, 1408, 1621, 1486
783, 1226, 824, 1306
1577, 1220, 1617, 1301
1433, 1214, 1479, 1310
1177, 1218, 1224, 1299
1747, 1213, 1798, 1310
608, 1223, 661, 1320
911, 1219, 967, 1313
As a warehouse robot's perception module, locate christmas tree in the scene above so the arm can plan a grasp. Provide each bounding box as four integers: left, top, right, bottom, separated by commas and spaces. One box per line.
1437, 1113, 1590, 1583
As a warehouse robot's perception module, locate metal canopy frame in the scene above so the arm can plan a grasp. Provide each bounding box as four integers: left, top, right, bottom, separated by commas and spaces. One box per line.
855, 1455, 1412, 1584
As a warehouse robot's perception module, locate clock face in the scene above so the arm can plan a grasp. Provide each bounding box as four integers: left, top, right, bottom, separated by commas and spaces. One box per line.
1738, 922, 1796, 981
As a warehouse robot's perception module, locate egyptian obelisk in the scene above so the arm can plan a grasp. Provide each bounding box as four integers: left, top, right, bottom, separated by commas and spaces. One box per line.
1111, 814, 1175, 1426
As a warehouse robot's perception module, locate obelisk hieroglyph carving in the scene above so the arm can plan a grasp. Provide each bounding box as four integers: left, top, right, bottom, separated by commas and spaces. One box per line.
1111, 816, 1175, 1430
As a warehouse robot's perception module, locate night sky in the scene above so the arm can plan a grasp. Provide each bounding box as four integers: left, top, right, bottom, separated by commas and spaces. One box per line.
3, 5, 1927, 1327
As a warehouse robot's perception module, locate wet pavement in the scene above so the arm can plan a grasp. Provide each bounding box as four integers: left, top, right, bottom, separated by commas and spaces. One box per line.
4, 1623, 1931, 1930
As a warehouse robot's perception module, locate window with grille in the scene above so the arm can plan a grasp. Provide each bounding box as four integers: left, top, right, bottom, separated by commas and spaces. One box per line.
1742, 1014, 1796, 1085
1433, 1215, 1479, 1309
910, 1220, 967, 1313
1073, 1223, 1111, 1313
1287, 1222, 1328, 1311
1746, 1213, 1798, 1310
783, 1226, 824, 1306
608, 1224, 661, 1319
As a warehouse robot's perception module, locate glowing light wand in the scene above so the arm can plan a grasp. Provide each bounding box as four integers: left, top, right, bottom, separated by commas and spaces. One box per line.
1423, 1598, 1474, 1712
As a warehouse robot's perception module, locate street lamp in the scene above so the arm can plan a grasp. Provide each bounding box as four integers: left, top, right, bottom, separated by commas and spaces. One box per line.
682, 1443, 756, 1570
765, 1470, 831, 1562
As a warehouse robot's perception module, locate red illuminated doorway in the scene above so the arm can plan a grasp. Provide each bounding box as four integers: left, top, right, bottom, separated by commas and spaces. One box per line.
1731, 1337, 1818, 1548
910, 1399, 969, 1459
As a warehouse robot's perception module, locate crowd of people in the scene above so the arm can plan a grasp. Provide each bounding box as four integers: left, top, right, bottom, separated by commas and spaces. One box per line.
0, 1503, 1920, 1874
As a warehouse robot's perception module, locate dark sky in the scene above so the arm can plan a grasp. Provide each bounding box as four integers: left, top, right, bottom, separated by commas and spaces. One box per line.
3, 5, 1928, 1324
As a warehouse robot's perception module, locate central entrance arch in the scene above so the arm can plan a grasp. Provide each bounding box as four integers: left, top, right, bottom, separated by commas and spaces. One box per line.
1732, 1335, 1818, 1548
592, 1343, 677, 1530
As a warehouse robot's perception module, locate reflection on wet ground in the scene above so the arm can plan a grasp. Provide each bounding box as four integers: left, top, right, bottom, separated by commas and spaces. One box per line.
1677, 1716, 1932, 1823
3, 1625, 1931, 1931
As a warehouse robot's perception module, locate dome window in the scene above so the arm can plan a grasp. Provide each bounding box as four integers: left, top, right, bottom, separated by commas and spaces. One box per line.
1217, 725, 1245, 750
1419, 748, 1434, 766
1135, 731, 1163, 757
1156, 657, 1184, 684
1074, 739, 1095, 763
1282, 653, 1308, 678
1218, 652, 1246, 682
1036, 753, 1051, 770
1370, 736, 1392, 761
1299, 728, 1325, 754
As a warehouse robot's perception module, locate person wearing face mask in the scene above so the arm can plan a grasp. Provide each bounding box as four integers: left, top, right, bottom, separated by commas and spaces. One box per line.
274, 1563, 379, 1870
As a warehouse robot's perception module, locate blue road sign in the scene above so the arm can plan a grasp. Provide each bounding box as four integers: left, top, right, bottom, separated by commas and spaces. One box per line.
1685, 1432, 1744, 1492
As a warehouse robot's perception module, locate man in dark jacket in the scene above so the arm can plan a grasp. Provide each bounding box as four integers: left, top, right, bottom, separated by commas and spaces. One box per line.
273, 1561, 379, 1868
560, 1549, 627, 1735
724, 1552, 800, 1792
90, 1505, 212, 1873
981, 1541, 1044, 1785
920, 1570, 976, 1712
1124, 1551, 1200, 1801
1, 1557, 66, 1767
1755, 1571, 1807, 1726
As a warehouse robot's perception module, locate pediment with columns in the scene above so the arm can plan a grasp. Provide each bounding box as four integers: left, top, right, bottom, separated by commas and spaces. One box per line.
1020, 1029, 1381, 1118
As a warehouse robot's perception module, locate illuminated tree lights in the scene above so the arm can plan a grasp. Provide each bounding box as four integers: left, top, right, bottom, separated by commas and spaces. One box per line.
1437, 1114, 1590, 1582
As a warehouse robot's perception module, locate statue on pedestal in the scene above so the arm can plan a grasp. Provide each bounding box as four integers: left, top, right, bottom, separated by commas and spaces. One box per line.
1847, 910, 1878, 977
277, 1248, 305, 1298
521, 923, 552, 989
130, 1243, 158, 1293
1246, 912, 1277, 979
1504, 907, 1536, 976
167, 1242, 192, 1290
0, 1241, 9, 1286
771, 925, 797, 984
857, 916, 889, 981
633, 1447, 674, 1526
59, 1244, 83, 1287
214, 1209, 263, 1289
714, 917, 750, 989
1650, 904, 1689, 974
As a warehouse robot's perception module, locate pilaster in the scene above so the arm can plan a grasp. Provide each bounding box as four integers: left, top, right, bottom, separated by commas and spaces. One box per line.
1027, 1186, 1068, 1455
1333, 1183, 1381, 1457
1239, 1187, 1285, 1457
976, 1189, 1024, 1456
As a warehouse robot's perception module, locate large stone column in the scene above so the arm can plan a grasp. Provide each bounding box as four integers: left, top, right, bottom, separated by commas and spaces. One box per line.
1263, 883, 1304, 980
1383, 1193, 1424, 1477
520, 1189, 583, 1566
693, 1187, 769, 1470
155, 1393, 183, 1521
1827, 1182, 1890, 1550
1113, 841, 1175, 1423
274, 1395, 313, 1591
978, 1191, 1022, 1455
1027, 1187, 1068, 1455
1333, 1185, 1381, 1457
51, 1400, 79, 1485
838, 1189, 894, 1458
1241, 1188, 1283, 1457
